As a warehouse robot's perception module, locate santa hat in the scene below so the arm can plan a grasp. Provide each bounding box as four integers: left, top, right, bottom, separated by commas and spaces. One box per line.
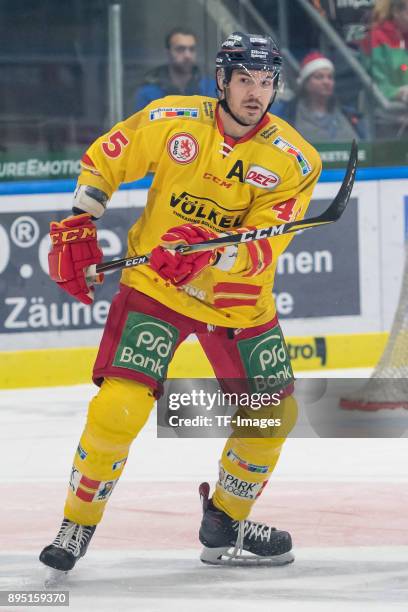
297, 52, 334, 86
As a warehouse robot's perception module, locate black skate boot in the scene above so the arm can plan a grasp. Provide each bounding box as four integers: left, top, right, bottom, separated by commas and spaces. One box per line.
40, 518, 96, 584
198, 482, 294, 565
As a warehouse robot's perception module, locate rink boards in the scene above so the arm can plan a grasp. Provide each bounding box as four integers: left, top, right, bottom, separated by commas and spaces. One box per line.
0, 331, 388, 388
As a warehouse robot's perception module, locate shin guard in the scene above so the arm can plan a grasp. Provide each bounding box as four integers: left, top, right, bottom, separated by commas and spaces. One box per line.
212, 394, 298, 520
64, 377, 155, 525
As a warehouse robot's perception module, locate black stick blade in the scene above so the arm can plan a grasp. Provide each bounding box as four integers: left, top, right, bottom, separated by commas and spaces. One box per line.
319, 139, 358, 222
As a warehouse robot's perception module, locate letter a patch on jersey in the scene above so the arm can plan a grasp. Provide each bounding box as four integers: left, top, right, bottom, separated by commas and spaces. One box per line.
226, 160, 244, 182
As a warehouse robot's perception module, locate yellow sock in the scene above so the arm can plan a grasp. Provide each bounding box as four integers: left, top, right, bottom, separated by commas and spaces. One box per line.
212, 394, 298, 520
64, 377, 155, 525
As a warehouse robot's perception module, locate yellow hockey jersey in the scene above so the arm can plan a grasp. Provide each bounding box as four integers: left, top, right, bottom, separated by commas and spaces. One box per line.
78, 95, 322, 328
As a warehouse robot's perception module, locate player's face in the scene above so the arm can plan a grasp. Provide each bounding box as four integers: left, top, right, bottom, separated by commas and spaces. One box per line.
168, 34, 197, 73
225, 69, 275, 125
305, 68, 334, 98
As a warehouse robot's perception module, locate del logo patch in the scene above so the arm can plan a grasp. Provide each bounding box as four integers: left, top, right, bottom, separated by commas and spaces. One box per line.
167, 133, 199, 164
245, 165, 280, 190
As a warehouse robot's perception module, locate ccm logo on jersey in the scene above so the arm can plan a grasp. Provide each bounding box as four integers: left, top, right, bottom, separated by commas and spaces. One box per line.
203, 172, 232, 189
245, 165, 280, 190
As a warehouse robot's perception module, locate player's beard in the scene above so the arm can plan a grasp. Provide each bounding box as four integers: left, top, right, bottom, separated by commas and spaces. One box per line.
225, 91, 266, 126
232, 103, 265, 126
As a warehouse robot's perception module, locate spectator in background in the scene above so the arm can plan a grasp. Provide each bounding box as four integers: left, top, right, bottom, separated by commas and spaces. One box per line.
276, 52, 365, 142
134, 27, 215, 111
360, 0, 408, 103
310, 0, 375, 46
309, 0, 375, 109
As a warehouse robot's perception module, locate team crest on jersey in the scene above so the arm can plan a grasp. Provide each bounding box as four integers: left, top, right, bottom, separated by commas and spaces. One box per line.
245, 165, 280, 190
167, 133, 199, 164
272, 137, 311, 176
150, 107, 199, 121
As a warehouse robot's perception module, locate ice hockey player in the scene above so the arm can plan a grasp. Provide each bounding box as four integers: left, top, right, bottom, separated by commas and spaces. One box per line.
40, 31, 321, 576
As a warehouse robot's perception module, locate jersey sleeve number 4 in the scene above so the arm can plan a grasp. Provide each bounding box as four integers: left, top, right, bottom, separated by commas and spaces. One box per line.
272, 198, 298, 222
102, 130, 129, 158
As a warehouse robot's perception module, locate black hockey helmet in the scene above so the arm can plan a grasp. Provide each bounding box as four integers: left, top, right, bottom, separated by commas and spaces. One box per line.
216, 31, 282, 85
215, 32, 282, 124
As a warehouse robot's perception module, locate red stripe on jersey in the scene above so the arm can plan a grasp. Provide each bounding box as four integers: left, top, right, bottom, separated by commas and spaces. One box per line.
256, 239, 273, 274
234, 226, 263, 277
80, 475, 100, 489
76, 487, 95, 502
260, 239, 273, 266
81, 153, 95, 168
214, 297, 258, 308
214, 282, 262, 296
244, 241, 261, 277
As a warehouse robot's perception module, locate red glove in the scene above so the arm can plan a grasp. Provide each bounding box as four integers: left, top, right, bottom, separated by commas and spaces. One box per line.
149, 224, 219, 286
48, 213, 104, 304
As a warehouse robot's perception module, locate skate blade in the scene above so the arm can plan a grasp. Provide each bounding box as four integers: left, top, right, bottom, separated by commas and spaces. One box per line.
44, 567, 68, 588
200, 546, 295, 566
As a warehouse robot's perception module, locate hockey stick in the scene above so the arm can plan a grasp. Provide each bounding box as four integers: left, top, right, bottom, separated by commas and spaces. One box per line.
93, 140, 357, 275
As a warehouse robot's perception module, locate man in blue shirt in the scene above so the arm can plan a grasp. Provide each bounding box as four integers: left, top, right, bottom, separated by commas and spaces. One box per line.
134, 27, 215, 111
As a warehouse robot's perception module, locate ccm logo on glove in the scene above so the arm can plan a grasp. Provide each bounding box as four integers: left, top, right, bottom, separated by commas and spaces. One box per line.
50, 226, 97, 246
48, 213, 104, 305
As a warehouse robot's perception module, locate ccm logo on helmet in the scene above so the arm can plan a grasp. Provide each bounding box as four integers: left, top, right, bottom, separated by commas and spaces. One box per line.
245, 165, 280, 190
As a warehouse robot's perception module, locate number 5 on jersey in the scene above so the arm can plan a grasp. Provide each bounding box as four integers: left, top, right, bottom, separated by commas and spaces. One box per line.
102, 130, 129, 159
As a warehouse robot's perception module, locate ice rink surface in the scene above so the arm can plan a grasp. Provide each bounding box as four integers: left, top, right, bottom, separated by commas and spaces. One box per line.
1, 370, 408, 611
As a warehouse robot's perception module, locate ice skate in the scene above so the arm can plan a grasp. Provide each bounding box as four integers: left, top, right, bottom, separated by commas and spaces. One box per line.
198, 482, 294, 566
40, 518, 96, 584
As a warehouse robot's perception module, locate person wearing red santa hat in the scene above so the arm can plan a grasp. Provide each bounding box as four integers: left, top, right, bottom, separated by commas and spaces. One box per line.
277, 51, 366, 142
